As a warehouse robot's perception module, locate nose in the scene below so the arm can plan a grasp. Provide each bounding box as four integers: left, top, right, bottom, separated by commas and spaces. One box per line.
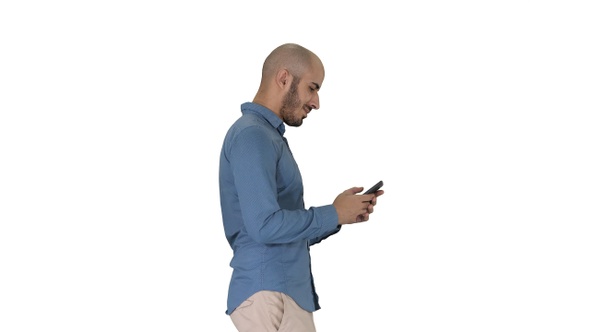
310, 94, 320, 110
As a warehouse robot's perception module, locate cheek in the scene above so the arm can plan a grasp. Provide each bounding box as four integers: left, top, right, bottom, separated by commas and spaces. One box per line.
298, 90, 311, 103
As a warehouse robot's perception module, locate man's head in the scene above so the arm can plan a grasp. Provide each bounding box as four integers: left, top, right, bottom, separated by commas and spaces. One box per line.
253, 43, 325, 127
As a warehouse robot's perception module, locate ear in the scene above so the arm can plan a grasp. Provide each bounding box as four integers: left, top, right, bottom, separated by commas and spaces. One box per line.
275, 69, 291, 90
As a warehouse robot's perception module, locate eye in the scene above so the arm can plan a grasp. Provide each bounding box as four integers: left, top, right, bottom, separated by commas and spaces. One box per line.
309, 86, 316, 92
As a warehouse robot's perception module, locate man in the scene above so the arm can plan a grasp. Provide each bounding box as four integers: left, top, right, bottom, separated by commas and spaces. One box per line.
218, 43, 384, 331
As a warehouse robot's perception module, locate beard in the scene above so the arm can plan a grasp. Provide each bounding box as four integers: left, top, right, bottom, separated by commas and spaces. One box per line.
279, 77, 304, 127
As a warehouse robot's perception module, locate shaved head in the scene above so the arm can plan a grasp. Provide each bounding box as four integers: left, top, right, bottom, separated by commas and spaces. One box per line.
261, 43, 323, 83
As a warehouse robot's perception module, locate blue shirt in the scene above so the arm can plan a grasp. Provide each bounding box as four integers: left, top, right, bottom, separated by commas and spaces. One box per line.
219, 102, 341, 315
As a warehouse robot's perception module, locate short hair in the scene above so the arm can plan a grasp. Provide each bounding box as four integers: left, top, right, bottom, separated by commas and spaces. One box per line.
261, 43, 318, 81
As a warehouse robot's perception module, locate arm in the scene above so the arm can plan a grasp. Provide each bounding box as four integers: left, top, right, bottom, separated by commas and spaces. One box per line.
309, 224, 341, 245
228, 126, 339, 244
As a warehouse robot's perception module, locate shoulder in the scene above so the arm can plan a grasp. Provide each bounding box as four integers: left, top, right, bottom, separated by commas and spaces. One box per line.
223, 115, 281, 155
227, 114, 273, 140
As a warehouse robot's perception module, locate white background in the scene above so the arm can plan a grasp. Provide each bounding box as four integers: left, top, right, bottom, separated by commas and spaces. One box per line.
1, 1, 589, 331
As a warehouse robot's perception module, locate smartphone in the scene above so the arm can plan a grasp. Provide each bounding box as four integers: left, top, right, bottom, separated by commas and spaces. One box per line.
363, 180, 383, 194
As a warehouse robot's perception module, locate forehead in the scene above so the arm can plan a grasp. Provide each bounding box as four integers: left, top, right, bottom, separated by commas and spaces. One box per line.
301, 57, 325, 86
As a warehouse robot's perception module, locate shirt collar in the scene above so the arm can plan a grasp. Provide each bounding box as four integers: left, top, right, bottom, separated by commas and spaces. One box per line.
241, 102, 286, 136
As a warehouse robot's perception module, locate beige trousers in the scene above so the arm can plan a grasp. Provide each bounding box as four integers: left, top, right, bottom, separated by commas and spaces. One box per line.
230, 290, 316, 332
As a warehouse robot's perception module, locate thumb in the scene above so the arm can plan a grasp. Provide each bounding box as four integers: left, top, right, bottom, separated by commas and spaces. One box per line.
344, 187, 364, 195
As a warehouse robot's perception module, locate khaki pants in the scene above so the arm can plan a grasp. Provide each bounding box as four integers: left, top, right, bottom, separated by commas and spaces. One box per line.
230, 290, 316, 332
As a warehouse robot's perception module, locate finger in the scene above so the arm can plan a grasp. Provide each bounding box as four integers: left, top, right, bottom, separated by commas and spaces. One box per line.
361, 194, 375, 203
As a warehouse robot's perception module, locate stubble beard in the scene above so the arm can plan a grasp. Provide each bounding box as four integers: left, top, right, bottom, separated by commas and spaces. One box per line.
280, 78, 303, 127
